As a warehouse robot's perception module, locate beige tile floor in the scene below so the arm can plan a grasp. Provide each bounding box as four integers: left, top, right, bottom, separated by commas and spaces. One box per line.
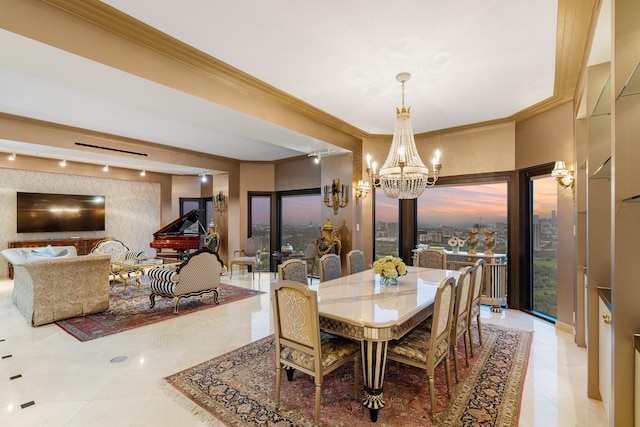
0, 273, 607, 426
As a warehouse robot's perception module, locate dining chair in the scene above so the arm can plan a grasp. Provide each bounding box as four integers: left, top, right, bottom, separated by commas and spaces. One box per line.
450, 265, 474, 382
467, 259, 486, 356
271, 280, 360, 426
346, 249, 365, 275
229, 237, 261, 279
415, 248, 447, 269
386, 276, 456, 416
278, 258, 308, 285
319, 253, 341, 282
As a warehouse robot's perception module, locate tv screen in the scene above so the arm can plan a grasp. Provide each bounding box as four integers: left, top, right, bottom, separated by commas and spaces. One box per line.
17, 192, 106, 233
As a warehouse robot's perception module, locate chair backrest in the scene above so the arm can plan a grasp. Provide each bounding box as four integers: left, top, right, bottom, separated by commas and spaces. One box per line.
89, 238, 130, 263
429, 276, 456, 363
470, 258, 485, 304
319, 253, 341, 282
278, 258, 308, 284
271, 280, 321, 374
174, 248, 225, 294
346, 249, 365, 275
243, 238, 262, 257
416, 248, 447, 269
452, 266, 474, 334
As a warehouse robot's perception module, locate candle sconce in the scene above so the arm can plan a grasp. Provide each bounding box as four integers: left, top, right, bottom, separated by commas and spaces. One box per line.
324, 178, 349, 215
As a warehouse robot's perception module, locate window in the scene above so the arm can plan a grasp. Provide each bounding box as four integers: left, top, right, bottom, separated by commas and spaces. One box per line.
416, 183, 508, 254
374, 188, 400, 258
277, 190, 321, 254
249, 194, 272, 271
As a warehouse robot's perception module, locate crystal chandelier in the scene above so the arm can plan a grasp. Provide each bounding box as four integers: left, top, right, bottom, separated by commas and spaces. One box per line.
367, 72, 442, 199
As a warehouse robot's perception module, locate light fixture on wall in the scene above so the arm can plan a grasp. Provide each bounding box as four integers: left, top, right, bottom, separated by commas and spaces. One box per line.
213, 191, 226, 214
366, 72, 442, 199
103, 164, 109, 172
59, 158, 66, 167
354, 179, 371, 206
551, 160, 575, 196
323, 178, 349, 215
8, 152, 16, 161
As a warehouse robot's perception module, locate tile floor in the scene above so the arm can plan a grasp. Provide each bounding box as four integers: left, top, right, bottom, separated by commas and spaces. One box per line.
0, 273, 607, 426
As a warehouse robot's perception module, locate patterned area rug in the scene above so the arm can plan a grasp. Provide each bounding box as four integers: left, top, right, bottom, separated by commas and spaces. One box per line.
163, 324, 532, 427
56, 281, 264, 341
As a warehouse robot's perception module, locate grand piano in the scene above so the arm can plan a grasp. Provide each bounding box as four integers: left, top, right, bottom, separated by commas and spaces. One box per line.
150, 209, 205, 259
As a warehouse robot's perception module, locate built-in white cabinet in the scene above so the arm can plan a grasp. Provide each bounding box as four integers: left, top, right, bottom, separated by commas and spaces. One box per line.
599, 290, 612, 424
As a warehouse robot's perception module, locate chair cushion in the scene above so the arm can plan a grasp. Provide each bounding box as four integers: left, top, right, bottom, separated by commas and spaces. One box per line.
281, 332, 359, 371
230, 256, 258, 265
388, 328, 449, 363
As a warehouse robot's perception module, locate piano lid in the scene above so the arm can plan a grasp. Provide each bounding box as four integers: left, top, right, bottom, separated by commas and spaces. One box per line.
153, 209, 205, 237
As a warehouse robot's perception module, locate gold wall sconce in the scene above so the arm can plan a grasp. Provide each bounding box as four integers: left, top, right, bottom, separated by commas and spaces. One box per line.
354, 179, 371, 206
324, 178, 349, 215
551, 160, 575, 197
213, 191, 226, 214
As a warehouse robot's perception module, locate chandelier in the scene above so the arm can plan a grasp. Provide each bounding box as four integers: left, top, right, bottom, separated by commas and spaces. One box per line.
367, 72, 442, 199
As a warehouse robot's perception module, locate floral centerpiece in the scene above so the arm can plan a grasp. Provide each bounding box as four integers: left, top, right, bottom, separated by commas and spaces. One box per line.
373, 256, 407, 286
448, 236, 466, 253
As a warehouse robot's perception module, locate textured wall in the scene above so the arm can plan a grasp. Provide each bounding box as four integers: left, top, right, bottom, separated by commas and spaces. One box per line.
0, 168, 160, 278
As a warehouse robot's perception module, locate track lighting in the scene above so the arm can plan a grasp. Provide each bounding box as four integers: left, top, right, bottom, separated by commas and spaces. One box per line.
199, 173, 208, 183
8, 152, 16, 161
59, 158, 66, 167
140, 169, 146, 176
103, 164, 109, 172
308, 149, 332, 165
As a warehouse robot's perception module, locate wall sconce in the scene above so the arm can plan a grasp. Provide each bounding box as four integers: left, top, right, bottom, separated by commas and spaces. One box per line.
323, 178, 349, 215
8, 152, 16, 161
354, 179, 371, 206
213, 191, 226, 214
551, 160, 575, 196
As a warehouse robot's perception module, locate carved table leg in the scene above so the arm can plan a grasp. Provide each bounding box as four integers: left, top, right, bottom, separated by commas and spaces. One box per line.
361, 340, 388, 422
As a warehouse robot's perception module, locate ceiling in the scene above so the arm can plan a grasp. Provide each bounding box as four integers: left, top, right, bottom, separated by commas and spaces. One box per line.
0, 0, 610, 175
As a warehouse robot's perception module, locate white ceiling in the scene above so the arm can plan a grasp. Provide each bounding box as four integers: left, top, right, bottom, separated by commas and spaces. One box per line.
0, 0, 610, 175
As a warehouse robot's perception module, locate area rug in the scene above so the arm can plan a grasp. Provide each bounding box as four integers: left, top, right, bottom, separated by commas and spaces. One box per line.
56, 281, 264, 341
163, 324, 532, 427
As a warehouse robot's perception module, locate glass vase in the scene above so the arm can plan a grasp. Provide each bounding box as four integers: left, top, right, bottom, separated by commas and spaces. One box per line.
380, 275, 399, 286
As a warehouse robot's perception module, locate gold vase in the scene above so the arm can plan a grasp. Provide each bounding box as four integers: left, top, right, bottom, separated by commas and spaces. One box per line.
484, 231, 496, 255
467, 231, 479, 254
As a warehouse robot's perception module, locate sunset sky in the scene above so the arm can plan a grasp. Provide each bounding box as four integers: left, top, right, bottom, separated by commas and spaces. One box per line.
250, 177, 558, 225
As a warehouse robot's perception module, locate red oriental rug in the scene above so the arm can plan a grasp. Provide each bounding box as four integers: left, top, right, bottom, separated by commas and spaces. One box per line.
163, 324, 532, 427
56, 282, 264, 341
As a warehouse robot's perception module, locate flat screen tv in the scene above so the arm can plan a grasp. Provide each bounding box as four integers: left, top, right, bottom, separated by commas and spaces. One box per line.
17, 192, 106, 233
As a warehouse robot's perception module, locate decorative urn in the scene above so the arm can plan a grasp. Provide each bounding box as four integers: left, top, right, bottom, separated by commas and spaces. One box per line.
281, 242, 293, 256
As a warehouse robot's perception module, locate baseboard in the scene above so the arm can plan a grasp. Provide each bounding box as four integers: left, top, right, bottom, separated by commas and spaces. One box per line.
555, 319, 575, 335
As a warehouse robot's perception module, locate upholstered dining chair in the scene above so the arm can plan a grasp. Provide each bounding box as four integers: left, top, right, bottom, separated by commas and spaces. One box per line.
415, 248, 447, 269
386, 276, 456, 416
468, 259, 486, 356
346, 249, 365, 275
229, 237, 261, 279
450, 265, 474, 382
318, 253, 341, 282
278, 258, 308, 285
271, 280, 360, 426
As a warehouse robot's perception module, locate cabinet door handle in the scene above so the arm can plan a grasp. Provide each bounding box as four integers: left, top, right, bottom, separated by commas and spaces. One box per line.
602, 313, 611, 324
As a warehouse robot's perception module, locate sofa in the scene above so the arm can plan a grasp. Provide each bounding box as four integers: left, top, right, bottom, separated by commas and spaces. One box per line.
1, 245, 78, 266
10, 255, 112, 326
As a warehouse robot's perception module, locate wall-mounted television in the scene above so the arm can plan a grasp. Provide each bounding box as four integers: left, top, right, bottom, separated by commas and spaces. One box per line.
17, 192, 106, 233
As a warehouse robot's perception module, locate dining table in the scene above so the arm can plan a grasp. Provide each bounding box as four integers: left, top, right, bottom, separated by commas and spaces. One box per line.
309, 265, 460, 422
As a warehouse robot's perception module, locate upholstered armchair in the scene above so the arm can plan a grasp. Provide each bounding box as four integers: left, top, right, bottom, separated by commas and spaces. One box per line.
89, 238, 146, 286
229, 237, 261, 279
147, 248, 226, 314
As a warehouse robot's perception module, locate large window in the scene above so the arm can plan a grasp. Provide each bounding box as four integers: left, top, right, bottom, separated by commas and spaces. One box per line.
278, 191, 321, 254
416, 183, 508, 254
249, 194, 271, 271
374, 188, 400, 258
530, 175, 558, 319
